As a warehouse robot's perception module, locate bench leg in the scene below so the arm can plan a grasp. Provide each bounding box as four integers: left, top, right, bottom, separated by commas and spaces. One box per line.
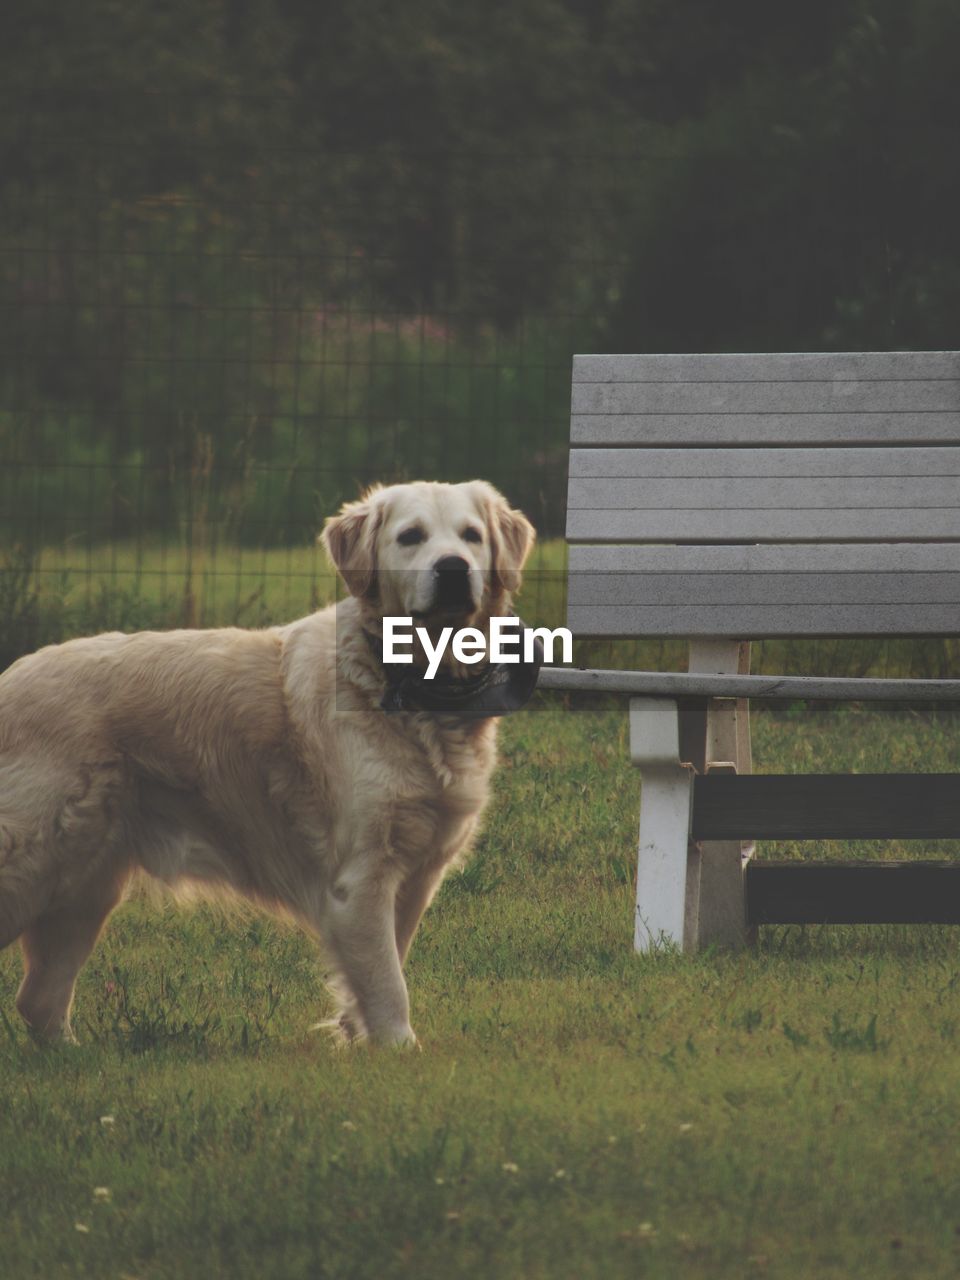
687, 639, 754, 951
696, 764, 752, 948
630, 698, 696, 951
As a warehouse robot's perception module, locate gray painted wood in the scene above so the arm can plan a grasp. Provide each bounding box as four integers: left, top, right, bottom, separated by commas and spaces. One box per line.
566, 507, 960, 542
568, 542, 960, 573
568, 573, 960, 607
569, 445, 960, 478
692, 774, 960, 839
568, 475, 960, 511
536, 667, 960, 700
564, 540, 960, 632
572, 380, 960, 417
573, 352, 960, 383
570, 412, 960, 446
564, 603, 960, 636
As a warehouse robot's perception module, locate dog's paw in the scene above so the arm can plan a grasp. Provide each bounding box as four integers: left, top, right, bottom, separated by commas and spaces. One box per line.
368, 1024, 419, 1051
25, 1025, 80, 1050
310, 1014, 418, 1050
309, 1012, 363, 1047
335, 1011, 363, 1043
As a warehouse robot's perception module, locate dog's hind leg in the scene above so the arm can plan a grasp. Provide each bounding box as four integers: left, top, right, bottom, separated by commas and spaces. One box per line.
0, 880, 47, 956
15, 870, 129, 1043
0, 830, 60, 963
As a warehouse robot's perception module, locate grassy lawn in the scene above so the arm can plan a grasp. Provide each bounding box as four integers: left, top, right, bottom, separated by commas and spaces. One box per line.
3, 698, 960, 1278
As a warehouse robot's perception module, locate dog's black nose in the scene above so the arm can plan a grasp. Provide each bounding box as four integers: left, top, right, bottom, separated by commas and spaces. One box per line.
433, 555, 472, 606
434, 555, 470, 576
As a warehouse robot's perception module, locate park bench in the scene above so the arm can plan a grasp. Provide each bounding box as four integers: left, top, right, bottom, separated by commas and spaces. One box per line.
538, 351, 960, 951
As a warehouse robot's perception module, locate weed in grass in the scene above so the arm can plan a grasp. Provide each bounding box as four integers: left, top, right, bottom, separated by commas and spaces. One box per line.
824, 1012, 889, 1053
445, 857, 503, 898
734, 1007, 765, 1034
782, 1021, 811, 1049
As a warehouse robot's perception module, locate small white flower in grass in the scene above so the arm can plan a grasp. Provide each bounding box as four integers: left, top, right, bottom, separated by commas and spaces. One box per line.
99, 1115, 115, 1128
93, 1187, 111, 1202
74, 1222, 91, 1234
501, 1162, 519, 1174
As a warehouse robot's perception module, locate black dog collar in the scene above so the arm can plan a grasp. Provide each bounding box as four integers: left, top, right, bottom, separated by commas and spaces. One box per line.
364, 619, 544, 720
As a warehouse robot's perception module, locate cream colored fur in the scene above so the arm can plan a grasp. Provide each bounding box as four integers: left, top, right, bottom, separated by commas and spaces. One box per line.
0, 480, 534, 1046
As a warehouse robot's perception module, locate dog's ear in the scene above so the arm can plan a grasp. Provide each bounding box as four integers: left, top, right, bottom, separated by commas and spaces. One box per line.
475, 482, 536, 597
320, 488, 383, 598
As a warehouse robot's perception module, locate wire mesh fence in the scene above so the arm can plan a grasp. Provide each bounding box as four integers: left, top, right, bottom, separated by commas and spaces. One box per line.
1, 89, 634, 667
1, 89, 958, 682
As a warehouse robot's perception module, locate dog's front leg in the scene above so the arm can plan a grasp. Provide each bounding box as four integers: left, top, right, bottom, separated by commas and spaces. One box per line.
394, 858, 449, 967
395, 817, 479, 965
322, 868, 417, 1048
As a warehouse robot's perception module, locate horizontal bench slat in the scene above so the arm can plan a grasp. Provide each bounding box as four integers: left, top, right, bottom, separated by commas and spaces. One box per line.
569, 445, 960, 478
568, 542, 960, 573
745, 861, 960, 925
565, 603, 960, 636
564, 545, 960, 626
573, 352, 960, 384
536, 667, 960, 701
572, 380, 960, 417
571, 411, 960, 446
568, 571, 960, 607
692, 774, 960, 839
566, 507, 960, 542
568, 476, 960, 512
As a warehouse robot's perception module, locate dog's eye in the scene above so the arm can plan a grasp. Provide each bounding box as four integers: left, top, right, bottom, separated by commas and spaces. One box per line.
397, 527, 424, 547
462, 526, 483, 544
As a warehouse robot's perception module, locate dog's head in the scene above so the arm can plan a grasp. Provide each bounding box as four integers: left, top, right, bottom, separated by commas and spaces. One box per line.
321, 480, 535, 624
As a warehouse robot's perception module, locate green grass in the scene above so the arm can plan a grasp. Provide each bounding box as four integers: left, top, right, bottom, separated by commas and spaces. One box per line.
3, 700, 960, 1278
1, 319, 581, 557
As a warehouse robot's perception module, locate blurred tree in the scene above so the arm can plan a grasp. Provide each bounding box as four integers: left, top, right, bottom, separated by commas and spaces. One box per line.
607, 0, 960, 352
0, 0, 958, 544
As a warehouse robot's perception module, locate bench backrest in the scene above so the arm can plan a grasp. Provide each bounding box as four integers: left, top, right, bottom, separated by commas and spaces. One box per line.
565, 351, 960, 638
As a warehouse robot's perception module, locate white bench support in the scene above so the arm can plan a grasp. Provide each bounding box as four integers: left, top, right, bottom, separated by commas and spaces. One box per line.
629, 698, 695, 950
630, 643, 754, 954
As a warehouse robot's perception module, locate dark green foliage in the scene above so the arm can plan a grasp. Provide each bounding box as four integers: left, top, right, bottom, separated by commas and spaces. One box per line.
2, 1, 958, 555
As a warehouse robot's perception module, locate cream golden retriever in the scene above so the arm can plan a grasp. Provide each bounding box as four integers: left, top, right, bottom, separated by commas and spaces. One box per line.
0, 481, 535, 1047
